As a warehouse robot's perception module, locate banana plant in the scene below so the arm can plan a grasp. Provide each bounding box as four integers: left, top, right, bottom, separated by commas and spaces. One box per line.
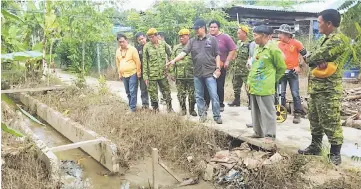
1, 123, 24, 137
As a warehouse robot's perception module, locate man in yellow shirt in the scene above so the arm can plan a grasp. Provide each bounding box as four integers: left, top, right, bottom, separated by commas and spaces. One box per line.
116, 33, 141, 112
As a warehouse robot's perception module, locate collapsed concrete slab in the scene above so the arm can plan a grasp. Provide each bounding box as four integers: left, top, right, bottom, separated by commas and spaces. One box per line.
1, 102, 61, 184
19, 94, 120, 173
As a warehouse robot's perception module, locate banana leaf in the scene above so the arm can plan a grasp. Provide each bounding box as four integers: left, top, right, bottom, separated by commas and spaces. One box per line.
1, 123, 24, 137
1, 51, 42, 62
16, 104, 45, 126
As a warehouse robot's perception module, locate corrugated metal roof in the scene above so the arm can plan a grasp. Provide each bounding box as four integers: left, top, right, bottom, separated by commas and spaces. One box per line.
233, 4, 317, 13
232, 0, 352, 14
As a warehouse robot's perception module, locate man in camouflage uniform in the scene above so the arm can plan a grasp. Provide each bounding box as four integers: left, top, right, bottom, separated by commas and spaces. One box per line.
298, 9, 346, 165
228, 25, 255, 109
157, 31, 171, 105
143, 28, 173, 112
169, 29, 197, 116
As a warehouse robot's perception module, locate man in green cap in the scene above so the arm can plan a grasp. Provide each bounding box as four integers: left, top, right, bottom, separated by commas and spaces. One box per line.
143, 28, 173, 112
298, 9, 346, 165
169, 29, 197, 116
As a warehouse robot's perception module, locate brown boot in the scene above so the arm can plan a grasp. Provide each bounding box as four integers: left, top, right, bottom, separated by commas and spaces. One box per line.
228, 94, 240, 107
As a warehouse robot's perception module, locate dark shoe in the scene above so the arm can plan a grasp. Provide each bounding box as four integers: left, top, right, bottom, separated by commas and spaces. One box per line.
220, 106, 224, 112
298, 135, 322, 155
151, 102, 159, 112
246, 123, 253, 128
166, 101, 173, 113
248, 106, 251, 110
199, 116, 207, 123
293, 113, 301, 124
214, 117, 222, 124
142, 105, 149, 109
329, 144, 342, 165
228, 95, 240, 107
190, 110, 197, 117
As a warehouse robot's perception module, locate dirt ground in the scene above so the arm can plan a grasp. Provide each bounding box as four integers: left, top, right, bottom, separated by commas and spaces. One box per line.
32, 85, 361, 189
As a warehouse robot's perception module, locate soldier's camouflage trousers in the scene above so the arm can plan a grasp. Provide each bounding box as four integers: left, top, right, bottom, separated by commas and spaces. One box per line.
232, 74, 248, 96
176, 79, 196, 111
148, 78, 172, 110
308, 93, 343, 145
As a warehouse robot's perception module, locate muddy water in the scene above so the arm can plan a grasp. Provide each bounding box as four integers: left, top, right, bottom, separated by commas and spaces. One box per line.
28, 120, 123, 188
2, 94, 122, 188
2, 95, 214, 189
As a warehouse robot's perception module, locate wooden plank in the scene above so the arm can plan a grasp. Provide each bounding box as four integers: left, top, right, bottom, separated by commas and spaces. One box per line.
1, 85, 66, 94
152, 148, 159, 189
48, 138, 104, 152
159, 160, 182, 182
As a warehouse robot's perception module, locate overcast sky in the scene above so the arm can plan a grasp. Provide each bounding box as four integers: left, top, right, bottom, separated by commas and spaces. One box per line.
121, 0, 156, 11
120, 0, 339, 12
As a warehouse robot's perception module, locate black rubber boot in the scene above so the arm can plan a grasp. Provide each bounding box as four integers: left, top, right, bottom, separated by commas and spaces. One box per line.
166, 101, 174, 113
298, 135, 322, 155
329, 144, 342, 165
228, 94, 240, 107
189, 103, 197, 117
151, 102, 159, 112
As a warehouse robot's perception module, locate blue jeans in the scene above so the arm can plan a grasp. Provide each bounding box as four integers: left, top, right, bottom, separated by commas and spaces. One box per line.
280, 71, 302, 113
122, 74, 138, 112
194, 76, 220, 119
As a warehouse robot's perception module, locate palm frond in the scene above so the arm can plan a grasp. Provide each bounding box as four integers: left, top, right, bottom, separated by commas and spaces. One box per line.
352, 155, 361, 162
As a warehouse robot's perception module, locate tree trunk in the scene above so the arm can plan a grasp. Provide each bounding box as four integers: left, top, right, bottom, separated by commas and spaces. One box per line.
82, 42, 85, 77
97, 43, 100, 75
42, 0, 47, 80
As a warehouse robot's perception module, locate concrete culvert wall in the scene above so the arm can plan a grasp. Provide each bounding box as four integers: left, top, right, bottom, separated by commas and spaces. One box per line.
18, 93, 120, 173
1, 101, 61, 188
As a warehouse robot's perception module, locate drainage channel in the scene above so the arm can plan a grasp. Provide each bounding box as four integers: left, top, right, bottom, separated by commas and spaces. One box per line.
2, 94, 122, 189
3, 94, 225, 189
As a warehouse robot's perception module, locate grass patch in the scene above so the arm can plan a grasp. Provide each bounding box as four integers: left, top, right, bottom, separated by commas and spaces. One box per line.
1, 104, 57, 189
33, 86, 228, 176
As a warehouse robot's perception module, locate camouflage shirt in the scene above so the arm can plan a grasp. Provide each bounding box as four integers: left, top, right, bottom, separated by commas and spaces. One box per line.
170, 43, 194, 79
232, 40, 251, 76
142, 40, 172, 80
307, 30, 347, 95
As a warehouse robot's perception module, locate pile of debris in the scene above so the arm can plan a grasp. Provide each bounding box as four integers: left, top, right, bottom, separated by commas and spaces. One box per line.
203, 143, 283, 189
341, 87, 361, 129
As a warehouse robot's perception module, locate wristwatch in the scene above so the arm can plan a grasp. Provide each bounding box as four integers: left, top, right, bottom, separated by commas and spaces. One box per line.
216, 67, 220, 70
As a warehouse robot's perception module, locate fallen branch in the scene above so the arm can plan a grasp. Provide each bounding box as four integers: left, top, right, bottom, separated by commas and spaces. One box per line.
345, 119, 361, 129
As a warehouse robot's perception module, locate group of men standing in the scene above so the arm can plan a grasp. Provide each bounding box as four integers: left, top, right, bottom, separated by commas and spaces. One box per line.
115, 9, 346, 165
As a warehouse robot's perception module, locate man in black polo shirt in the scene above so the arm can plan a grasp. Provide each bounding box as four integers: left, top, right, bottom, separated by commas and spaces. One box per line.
168, 19, 222, 124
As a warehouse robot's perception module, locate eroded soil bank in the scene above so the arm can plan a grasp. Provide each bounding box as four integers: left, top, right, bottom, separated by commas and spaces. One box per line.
31, 86, 361, 189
